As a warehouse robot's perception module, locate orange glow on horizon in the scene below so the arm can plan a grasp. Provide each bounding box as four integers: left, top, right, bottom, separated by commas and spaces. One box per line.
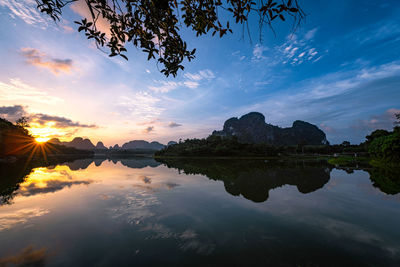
28, 122, 68, 142
35, 137, 50, 143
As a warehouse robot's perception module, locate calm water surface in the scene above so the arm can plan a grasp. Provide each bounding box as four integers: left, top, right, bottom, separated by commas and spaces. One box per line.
0, 158, 400, 266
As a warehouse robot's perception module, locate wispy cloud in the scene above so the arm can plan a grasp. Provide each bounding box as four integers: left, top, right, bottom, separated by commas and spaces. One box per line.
0, 78, 63, 104
149, 69, 216, 92
183, 81, 200, 89
352, 108, 400, 132
117, 92, 164, 121
0, 0, 48, 26
304, 28, 318, 40
21, 48, 73, 75
62, 25, 74, 33
252, 44, 269, 61
148, 81, 180, 93
279, 32, 322, 65
0, 208, 49, 231
248, 29, 323, 66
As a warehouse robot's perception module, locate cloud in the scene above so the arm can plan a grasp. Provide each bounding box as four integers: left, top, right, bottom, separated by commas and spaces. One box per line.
352, 108, 400, 132
237, 61, 400, 143
0, 208, 49, 231
0, 78, 63, 104
31, 113, 97, 128
21, 48, 73, 75
305, 28, 318, 40
118, 92, 164, 121
0, 0, 48, 26
198, 70, 215, 79
0, 105, 97, 133
184, 73, 202, 81
252, 44, 269, 60
62, 25, 74, 33
148, 81, 180, 93
320, 123, 336, 134
0, 105, 27, 121
144, 126, 154, 133
149, 69, 215, 92
70, 0, 111, 36
183, 81, 200, 89
168, 122, 182, 128
278, 30, 323, 65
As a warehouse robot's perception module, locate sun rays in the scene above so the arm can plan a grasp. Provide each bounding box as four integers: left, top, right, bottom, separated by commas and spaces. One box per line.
35, 137, 50, 143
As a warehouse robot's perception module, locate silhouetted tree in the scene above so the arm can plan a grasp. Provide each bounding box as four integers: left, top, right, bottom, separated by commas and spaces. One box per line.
395, 113, 400, 125
36, 0, 304, 77
15, 117, 30, 128
341, 141, 350, 146
15, 117, 30, 135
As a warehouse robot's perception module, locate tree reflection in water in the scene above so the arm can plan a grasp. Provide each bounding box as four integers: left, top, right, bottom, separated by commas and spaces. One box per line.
1, 157, 399, 206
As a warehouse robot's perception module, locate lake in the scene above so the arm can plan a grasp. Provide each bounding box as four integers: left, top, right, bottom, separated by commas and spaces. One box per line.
1, 157, 400, 266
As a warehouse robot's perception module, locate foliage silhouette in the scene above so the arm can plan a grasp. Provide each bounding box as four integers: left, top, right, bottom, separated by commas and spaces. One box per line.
36, 0, 304, 77
367, 127, 400, 161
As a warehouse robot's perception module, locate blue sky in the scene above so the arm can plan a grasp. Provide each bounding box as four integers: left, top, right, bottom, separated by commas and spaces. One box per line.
0, 0, 399, 145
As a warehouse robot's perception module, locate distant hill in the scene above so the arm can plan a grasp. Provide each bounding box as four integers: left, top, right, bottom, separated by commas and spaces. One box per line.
49, 137, 96, 150
167, 141, 177, 146
212, 112, 328, 146
95, 141, 107, 149
121, 140, 165, 150
48, 137, 167, 151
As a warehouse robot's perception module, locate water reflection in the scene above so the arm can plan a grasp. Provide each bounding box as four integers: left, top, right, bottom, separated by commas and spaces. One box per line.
2, 157, 399, 207
0, 246, 47, 266
0, 157, 160, 205
157, 158, 332, 202
0, 157, 400, 266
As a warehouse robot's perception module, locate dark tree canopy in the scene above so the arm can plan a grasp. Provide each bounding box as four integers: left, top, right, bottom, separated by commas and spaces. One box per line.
36, 0, 304, 77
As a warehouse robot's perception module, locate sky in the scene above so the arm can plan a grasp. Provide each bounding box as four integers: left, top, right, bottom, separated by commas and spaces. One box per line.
0, 0, 399, 146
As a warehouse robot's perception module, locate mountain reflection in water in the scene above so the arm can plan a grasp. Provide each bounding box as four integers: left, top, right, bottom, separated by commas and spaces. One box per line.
157, 158, 332, 202
0, 157, 400, 266
2, 157, 400, 206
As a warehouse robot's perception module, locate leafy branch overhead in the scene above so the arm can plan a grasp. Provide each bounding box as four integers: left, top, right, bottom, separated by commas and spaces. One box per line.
36, 0, 304, 77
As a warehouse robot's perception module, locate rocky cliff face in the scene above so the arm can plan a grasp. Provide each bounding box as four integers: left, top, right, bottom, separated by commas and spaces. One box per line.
212, 112, 328, 145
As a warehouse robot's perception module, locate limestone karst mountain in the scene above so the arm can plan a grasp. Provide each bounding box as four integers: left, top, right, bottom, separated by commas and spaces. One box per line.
212, 112, 328, 145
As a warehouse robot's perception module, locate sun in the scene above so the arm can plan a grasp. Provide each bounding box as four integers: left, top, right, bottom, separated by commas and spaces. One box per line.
35, 137, 50, 143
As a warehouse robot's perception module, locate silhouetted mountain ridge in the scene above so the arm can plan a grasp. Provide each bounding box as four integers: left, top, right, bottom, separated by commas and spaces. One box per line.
49, 137, 173, 151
